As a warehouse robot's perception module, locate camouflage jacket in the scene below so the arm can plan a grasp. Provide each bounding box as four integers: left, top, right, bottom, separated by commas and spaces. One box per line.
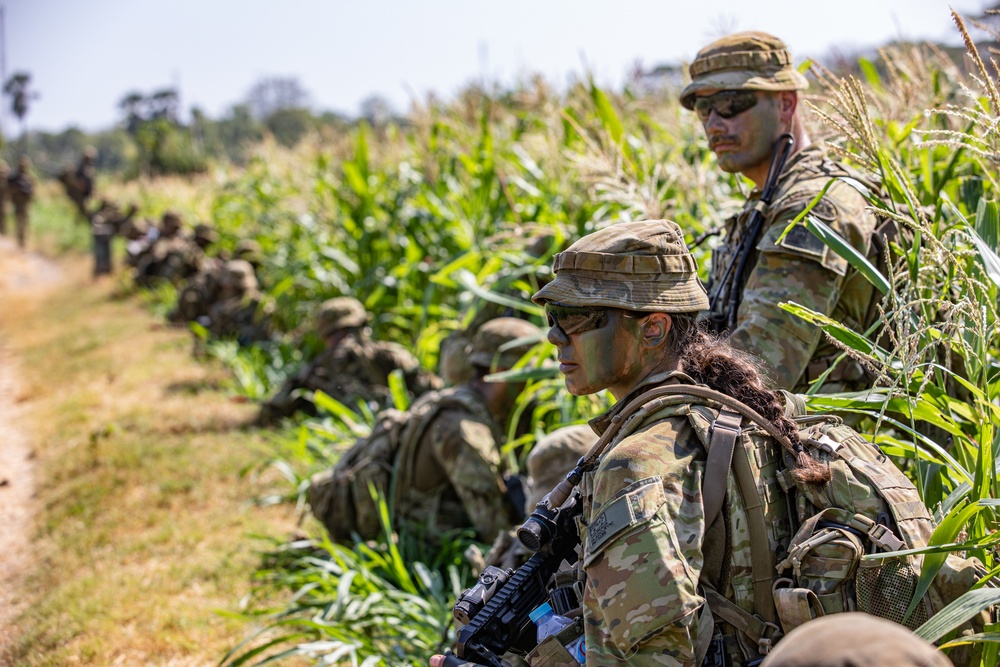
206, 294, 272, 344
577, 372, 787, 667
392, 385, 519, 543
260, 333, 441, 422
705, 145, 878, 393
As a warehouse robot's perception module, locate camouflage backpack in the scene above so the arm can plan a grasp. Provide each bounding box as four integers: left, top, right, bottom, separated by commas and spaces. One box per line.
307, 387, 493, 543
601, 384, 994, 663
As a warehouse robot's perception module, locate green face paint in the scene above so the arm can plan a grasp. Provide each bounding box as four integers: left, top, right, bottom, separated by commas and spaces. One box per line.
552, 310, 647, 399
701, 92, 785, 177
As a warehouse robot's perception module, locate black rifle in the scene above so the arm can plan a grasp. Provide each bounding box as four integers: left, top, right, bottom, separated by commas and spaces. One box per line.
707, 133, 796, 333
444, 493, 582, 667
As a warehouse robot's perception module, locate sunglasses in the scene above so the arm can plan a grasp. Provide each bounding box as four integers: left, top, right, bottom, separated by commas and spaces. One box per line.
692, 90, 759, 121
544, 303, 610, 335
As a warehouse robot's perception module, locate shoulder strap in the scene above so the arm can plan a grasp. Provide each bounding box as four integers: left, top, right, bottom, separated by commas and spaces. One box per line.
703, 408, 741, 529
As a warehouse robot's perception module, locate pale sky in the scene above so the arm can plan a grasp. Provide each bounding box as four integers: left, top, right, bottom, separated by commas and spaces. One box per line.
5, 0, 991, 133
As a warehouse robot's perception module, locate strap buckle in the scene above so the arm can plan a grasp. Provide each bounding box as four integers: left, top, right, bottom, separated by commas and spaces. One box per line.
867, 522, 906, 552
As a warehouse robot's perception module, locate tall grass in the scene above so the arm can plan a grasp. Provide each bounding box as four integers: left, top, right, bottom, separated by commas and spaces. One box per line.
106, 10, 1000, 665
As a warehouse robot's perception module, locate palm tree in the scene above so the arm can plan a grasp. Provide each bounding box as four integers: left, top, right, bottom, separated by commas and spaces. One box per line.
3, 72, 36, 143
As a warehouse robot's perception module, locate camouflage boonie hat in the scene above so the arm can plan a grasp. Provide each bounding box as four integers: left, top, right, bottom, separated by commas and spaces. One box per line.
468, 317, 541, 371
761, 613, 952, 667
525, 425, 597, 510
161, 210, 183, 235
222, 259, 257, 292
680, 31, 809, 109
193, 224, 218, 246
317, 297, 368, 337
234, 240, 263, 266
531, 219, 709, 312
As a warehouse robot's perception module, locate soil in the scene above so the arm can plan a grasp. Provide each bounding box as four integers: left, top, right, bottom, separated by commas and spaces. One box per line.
0, 237, 62, 662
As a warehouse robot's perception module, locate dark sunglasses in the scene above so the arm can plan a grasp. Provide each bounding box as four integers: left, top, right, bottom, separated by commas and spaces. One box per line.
544, 303, 610, 335
692, 90, 759, 121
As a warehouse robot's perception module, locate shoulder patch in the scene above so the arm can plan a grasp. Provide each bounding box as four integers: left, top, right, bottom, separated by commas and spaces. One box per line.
757, 223, 849, 277
772, 190, 840, 223
584, 476, 665, 566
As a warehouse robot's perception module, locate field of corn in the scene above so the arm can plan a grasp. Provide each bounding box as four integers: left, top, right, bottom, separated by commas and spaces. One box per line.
91, 10, 1000, 666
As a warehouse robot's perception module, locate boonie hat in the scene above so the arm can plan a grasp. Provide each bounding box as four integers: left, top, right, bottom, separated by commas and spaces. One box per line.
531, 220, 709, 312
760, 613, 953, 667
680, 31, 809, 109
525, 425, 597, 511
468, 317, 541, 371
317, 297, 368, 337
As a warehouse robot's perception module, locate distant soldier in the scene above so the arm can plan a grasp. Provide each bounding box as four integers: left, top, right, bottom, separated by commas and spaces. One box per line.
89, 200, 135, 278
205, 259, 272, 344
59, 146, 97, 220
0, 159, 9, 236
258, 296, 442, 424
7, 155, 34, 249
169, 255, 225, 325
308, 317, 541, 544
134, 211, 205, 286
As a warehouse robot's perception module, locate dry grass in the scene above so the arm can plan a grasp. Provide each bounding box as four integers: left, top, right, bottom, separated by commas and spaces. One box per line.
0, 242, 300, 666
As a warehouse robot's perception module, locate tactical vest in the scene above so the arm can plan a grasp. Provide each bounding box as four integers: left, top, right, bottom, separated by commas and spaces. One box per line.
591, 383, 993, 666
308, 386, 499, 543
705, 148, 896, 392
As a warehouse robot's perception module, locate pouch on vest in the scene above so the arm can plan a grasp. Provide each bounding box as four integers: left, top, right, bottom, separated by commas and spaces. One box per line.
524, 618, 583, 667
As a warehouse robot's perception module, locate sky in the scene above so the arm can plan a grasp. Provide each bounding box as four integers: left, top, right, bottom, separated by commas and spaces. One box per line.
4, 0, 993, 134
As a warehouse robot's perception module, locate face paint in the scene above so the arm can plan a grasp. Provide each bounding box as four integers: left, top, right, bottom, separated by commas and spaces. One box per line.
549, 309, 648, 399
699, 91, 785, 178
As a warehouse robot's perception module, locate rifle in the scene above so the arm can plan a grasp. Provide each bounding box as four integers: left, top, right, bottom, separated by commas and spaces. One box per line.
444, 493, 582, 667
707, 133, 796, 333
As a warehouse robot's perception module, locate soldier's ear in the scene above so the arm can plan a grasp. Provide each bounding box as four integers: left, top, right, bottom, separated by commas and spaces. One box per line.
778, 91, 797, 122
641, 313, 672, 348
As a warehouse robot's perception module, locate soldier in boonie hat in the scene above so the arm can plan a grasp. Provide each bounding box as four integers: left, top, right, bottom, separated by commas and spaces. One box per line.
680, 31, 809, 110
316, 296, 368, 340
468, 317, 542, 372
531, 219, 709, 313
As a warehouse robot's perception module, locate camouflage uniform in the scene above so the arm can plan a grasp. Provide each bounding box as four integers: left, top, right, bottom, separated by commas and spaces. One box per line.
59, 147, 97, 219
170, 257, 225, 324
134, 211, 207, 286
258, 297, 441, 424
532, 221, 776, 666
392, 317, 541, 542
0, 160, 9, 236
205, 259, 272, 344
680, 33, 880, 393
7, 156, 33, 249
760, 613, 953, 667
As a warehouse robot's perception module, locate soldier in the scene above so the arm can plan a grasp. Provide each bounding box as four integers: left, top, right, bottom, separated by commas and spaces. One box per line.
524, 219, 822, 666
682, 32, 882, 393
7, 155, 34, 249
59, 147, 97, 219
134, 211, 206, 286
309, 317, 541, 545
760, 613, 952, 667
0, 159, 8, 236
258, 296, 442, 424
205, 259, 272, 344
88, 200, 138, 277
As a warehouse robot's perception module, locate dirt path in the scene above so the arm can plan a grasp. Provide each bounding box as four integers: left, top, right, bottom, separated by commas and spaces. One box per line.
0, 237, 63, 661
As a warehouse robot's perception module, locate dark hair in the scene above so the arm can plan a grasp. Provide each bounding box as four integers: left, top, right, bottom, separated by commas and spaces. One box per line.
669, 314, 830, 485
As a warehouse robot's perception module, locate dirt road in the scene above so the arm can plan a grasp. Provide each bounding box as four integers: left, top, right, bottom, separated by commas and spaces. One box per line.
0, 237, 61, 661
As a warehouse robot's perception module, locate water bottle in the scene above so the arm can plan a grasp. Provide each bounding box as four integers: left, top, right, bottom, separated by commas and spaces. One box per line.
528, 602, 586, 664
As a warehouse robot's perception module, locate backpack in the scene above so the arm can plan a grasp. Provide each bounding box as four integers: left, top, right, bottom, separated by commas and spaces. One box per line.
307, 387, 494, 543
599, 383, 994, 664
